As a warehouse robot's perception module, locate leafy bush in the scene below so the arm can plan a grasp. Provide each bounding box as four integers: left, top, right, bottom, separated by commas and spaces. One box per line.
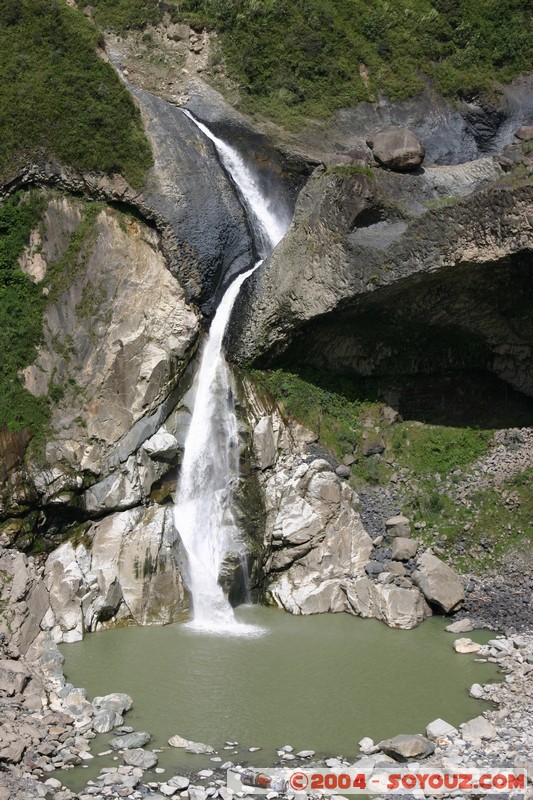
0, 192, 49, 433
0, 0, 153, 186
171, 0, 533, 126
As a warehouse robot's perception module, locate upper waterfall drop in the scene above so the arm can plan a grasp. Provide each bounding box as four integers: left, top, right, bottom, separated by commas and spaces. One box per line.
173, 109, 290, 634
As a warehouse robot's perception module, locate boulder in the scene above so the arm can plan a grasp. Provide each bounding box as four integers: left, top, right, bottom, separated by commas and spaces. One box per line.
515, 125, 533, 141
0, 659, 30, 695
343, 577, 431, 629
94, 693, 133, 715
391, 537, 418, 561
367, 127, 425, 171
385, 515, 411, 538
460, 715, 496, 742
454, 637, 481, 654
264, 460, 373, 614
426, 718, 458, 741
445, 617, 474, 633
109, 731, 151, 750
142, 430, 179, 461
412, 551, 464, 612
123, 748, 158, 769
253, 417, 277, 471
378, 734, 434, 761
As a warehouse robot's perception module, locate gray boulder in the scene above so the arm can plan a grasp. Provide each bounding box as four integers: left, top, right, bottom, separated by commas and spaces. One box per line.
109, 731, 151, 750
367, 126, 425, 171
123, 748, 158, 769
412, 551, 464, 613
391, 537, 418, 561
385, 515, 411, 538
460, 715, 496, 742
445, 617, 474, 633
426, 718, 458, 741
378, 733, 435, 761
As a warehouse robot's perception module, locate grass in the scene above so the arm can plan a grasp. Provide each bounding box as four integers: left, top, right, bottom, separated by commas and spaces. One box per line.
248, 366, 533, 573
0, 0, 152, 187
170, 0, 533, 127
391, 422, 493, 476
0, 191, 49, 434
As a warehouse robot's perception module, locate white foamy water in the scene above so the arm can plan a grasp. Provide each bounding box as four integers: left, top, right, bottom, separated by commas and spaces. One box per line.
173, 110, 289, 635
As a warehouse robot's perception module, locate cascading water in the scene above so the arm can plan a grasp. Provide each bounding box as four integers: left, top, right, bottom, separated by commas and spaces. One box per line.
173, 110, 289, 634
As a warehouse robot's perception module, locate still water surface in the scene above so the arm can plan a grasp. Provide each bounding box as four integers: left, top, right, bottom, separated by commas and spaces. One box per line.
59, 607, 500, 789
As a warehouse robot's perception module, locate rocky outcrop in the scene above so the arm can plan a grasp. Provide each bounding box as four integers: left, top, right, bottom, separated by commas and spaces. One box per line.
43, 506, 187, 643
1, 194, 199, 542
241, 378, 460, 628
228, 159, 533, 399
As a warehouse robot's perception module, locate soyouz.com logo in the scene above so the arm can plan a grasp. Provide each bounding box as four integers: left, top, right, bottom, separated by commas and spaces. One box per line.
227, 767, 527, 796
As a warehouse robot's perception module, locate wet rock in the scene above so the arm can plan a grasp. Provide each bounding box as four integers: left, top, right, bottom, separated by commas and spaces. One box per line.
515, 125, 533, 141
412, 551, 464, 613
378, 733, 434, 761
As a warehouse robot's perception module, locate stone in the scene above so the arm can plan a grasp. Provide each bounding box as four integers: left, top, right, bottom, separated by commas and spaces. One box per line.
362, 438, 385, 457
358, 737, 375, 754
385, 516, 411, 538
425, 719, 458, 741
412, 551, 464, 613
109, 732, 151, 750
460, 715, 496, 742
367, 127, 425, 171
169, 776, 190, 790
335, 465, 351, 478
391, 537, 418, 561
378, 734, 434, 761
469, 683, 484, 699
253, 417, 277, 470
0, 659, 30, 695
94, 693, 133, 715
142, 430, 179, 461
445, 618, 474, 633
123, 748, 158, 769
93, 710, 120, 734
453, 637, 481, 654
168, 734, 188, 748
296, 750, 315, 758
264, 459, 372, 614
186, 740, 215, 755
167, 22, 189, 41
515, 126, 533, 141
343, 577, 431, 629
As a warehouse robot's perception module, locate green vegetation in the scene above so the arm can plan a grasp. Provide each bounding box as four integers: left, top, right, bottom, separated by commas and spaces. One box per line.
391, 423, 492, 476
249, 366, 533, 572
0, 192, 49, 434
326, 164, 376, 180
173, 0, 533, 126
249, 367, 379, 461
0, 190, 102, 438
0, 0, 152, 186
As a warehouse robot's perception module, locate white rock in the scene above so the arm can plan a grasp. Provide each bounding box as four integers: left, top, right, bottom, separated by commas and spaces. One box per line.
454, 638, 481, 654
426, 719, 459, 741
460, 715, 497, 742
445, 618, 474, 633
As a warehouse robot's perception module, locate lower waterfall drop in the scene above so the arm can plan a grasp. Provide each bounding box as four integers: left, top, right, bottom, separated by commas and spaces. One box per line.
173, 110, 289, 634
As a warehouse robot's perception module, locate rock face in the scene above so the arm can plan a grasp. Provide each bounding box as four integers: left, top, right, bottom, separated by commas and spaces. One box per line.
367, 126, 425, 171
227, 160, 533, 402
43, 506, 187, 642
1, 194, 200, 545
241, 379, 435, 628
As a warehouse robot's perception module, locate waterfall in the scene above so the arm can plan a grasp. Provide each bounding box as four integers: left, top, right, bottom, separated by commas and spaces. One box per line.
173, 110, 289, 634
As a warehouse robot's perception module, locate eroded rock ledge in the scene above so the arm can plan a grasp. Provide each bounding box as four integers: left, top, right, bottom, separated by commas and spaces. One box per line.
227, 159, 533, 398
